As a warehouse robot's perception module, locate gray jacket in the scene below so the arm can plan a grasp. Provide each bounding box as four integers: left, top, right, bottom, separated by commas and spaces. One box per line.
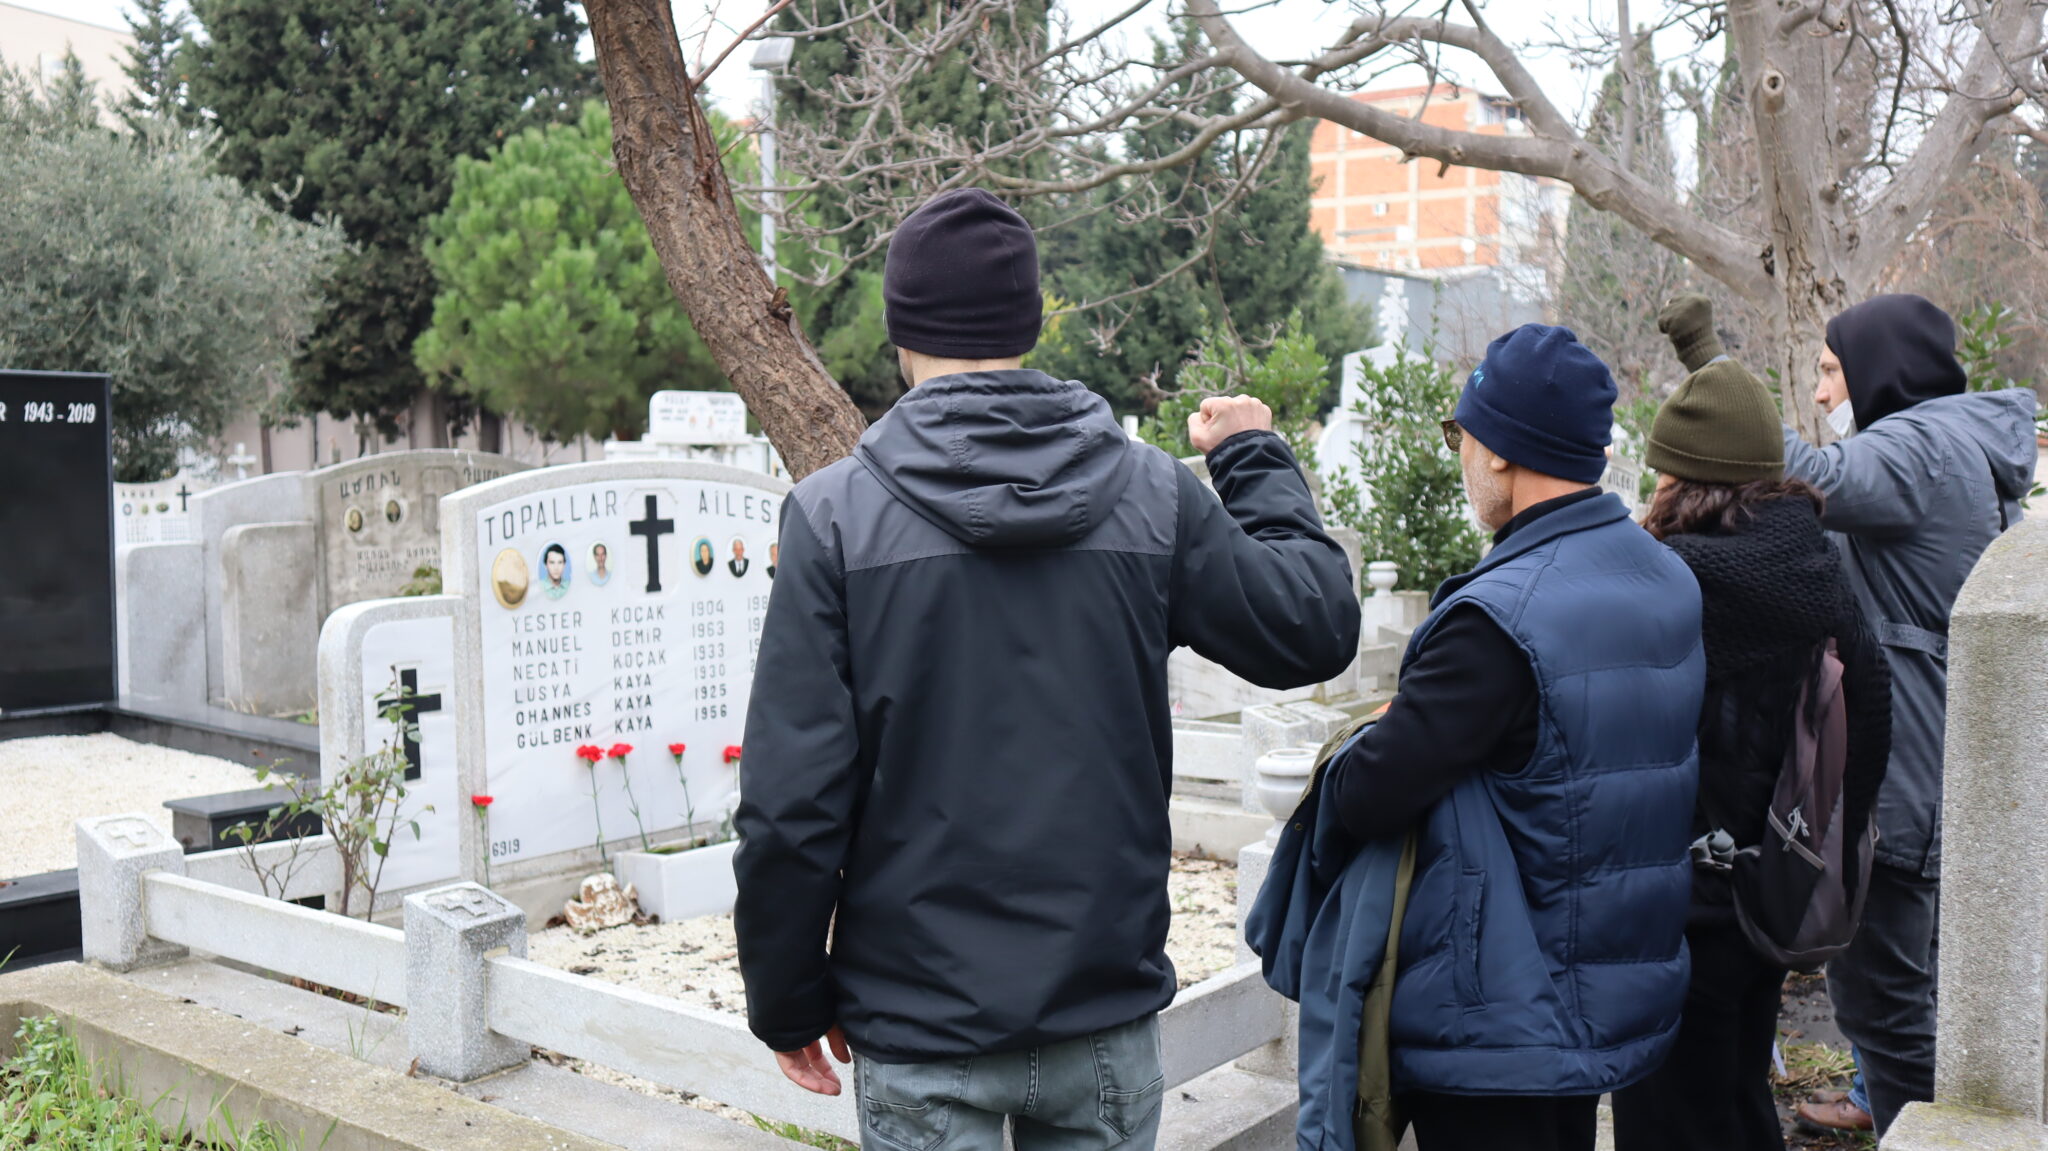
1783, 389, 2039, 875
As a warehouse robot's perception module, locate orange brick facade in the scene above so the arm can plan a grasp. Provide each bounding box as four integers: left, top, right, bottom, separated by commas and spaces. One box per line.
1309, 85, 1563, 273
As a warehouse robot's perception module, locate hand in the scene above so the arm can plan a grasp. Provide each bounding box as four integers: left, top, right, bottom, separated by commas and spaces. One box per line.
775, 1026, 852, 1096
1187, 395, 1273, 455
1656, 293, 1726, 372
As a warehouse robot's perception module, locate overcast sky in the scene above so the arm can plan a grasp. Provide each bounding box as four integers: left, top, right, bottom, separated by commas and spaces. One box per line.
27, 0, 1687, 129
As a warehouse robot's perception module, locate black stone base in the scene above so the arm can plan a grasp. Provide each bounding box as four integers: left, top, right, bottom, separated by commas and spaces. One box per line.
0, 869, 79, 968
166, 786, 326, 853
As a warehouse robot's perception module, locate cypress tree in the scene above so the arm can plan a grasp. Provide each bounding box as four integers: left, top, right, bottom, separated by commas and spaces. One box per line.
184, 0, 594, 435
119, 0, 189, 131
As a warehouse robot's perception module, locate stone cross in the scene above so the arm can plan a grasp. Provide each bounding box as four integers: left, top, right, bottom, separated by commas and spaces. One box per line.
628, 494, 675, 593
426, 887, 499, 921
175, 483, 192, 512
225, 442, 257, 480
376, 666, 442, 782
98, 816, 164, 851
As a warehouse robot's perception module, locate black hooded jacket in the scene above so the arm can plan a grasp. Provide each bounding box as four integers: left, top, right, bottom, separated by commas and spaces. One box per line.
1824, 294, 1968, 428
732, 370, 1360, 1061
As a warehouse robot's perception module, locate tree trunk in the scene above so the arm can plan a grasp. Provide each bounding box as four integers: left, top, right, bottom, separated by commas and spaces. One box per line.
584, 0, 867, 479
1728, 1, 1860, 444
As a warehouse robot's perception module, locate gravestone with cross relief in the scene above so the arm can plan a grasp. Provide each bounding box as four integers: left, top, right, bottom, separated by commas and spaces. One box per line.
113, 468, 213, 547
315, 458, 790, 908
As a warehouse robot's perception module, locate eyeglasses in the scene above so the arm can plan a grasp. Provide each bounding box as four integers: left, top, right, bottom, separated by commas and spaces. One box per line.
1441, 419, 1463, 453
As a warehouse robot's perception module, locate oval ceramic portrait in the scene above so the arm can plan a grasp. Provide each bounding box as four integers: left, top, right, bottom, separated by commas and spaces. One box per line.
384, 498, 403, 524
538, 542, 572, 600
491, 547, 531, 610
588, 541, 613, 587
346, 507, 365, 533
691, 537, 715, 578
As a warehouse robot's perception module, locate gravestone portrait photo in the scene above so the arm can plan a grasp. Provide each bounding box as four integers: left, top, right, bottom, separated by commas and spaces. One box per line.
727, 537, 749, 578
589, 542, 613, 587
691, 537, 714, 578
540, 542, 571, 600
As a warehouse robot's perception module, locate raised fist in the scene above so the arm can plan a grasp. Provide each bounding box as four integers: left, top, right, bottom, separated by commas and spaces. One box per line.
1188, 395, 1274, 455
1657, 293, 1727, 373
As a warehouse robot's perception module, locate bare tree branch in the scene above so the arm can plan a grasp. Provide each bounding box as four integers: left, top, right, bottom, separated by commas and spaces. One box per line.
1852, 0, 2039, 285
1187, 0, 1774, 302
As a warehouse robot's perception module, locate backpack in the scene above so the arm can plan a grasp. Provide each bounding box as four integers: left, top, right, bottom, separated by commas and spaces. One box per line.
1717, 639, 1875, 971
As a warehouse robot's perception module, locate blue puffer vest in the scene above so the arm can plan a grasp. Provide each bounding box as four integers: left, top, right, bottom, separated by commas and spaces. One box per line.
1389, 493, 1704, 1096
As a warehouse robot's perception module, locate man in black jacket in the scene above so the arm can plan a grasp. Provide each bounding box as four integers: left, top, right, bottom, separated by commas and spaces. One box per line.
731, 188, 1361, 1150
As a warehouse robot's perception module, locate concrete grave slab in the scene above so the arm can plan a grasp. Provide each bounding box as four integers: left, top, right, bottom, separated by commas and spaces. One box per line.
1931, 516, 2048, 1122
194, 472, 307, 705
219, 521, 318, 715
115, 541, 206, 708
0, 961, 618, 1151
310, 450, 527, 615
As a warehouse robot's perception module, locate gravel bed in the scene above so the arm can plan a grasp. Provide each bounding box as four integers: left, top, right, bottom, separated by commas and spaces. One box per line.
0, 734, 269, 879
527, 854, 1241, 1121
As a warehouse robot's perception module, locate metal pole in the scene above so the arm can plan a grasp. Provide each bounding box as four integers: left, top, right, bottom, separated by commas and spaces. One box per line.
760, 70, 778, 282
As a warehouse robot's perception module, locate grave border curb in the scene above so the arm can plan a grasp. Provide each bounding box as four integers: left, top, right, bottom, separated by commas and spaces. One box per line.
0, 961, 615, 1151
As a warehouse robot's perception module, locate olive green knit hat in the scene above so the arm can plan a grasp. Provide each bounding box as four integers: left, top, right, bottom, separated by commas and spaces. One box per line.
1647, 293, 1785, 484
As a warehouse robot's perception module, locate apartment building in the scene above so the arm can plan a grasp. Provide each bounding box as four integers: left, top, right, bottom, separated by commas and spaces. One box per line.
0, 2, 134, 107
1309, 84, 1566, 275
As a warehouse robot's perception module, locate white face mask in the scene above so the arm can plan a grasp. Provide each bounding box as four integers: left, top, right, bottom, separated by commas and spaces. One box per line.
1826, 398, 1858, 439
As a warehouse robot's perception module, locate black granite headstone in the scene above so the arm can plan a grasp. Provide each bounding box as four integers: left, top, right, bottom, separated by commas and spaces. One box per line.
0, 371, 116, 712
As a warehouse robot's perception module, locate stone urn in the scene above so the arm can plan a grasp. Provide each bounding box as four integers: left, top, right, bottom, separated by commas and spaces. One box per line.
1366, 561, 1400, 597
1254, 746, 1319, 841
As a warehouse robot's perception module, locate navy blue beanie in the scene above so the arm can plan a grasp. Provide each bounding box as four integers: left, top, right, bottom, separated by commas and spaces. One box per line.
885, 189, 1042, 359
1453, 324, 1616, 484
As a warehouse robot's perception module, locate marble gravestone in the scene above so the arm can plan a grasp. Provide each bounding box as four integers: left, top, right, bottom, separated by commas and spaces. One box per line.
315, 459, 791, 910
0, 371, 116, 711
117, 449, 525, 718
113, 469, 210, 547
314, 451, 527, 614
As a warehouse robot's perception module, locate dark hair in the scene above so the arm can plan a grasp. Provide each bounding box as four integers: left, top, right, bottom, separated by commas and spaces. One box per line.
1642, 477, 1825, 541
544, 543, 567, 562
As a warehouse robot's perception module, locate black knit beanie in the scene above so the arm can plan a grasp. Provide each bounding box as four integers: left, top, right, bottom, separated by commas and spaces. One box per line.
884, 189, 1042, 359
1453, 324, 1616, 484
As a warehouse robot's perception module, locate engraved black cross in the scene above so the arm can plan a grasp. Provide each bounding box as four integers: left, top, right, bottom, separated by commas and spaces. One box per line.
378, 667, 442, 781
629, 494, 675, 593
176, 483, 192, 512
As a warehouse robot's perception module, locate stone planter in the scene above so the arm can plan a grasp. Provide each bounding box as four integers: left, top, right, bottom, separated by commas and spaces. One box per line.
1253, 747, 1319, 840
613, 839, 739, 922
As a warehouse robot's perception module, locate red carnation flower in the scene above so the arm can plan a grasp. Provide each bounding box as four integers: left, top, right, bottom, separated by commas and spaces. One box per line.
723, 745, 743, 764
471, 794, 494, 808
667, 742, 687, 757
574, 744, 604, 764
608, 742, 633, 760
